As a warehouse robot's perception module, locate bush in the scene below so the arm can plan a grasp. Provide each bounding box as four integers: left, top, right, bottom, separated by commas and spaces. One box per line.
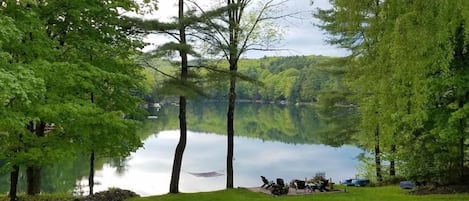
73, 188, 139, 201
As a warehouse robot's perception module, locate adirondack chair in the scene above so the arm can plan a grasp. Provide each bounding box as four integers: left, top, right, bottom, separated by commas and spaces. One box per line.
294, 180, 307, 193
260, 176, 274, 189
271, 178, 289, 195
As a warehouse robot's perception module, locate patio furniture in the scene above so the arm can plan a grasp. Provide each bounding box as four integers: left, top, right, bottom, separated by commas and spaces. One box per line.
294, 180, 308, 193
271, 178, 289, 195
260, 176, 274, 189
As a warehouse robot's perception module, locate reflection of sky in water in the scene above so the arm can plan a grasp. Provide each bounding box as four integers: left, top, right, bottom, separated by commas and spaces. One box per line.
82, 130, 362, 196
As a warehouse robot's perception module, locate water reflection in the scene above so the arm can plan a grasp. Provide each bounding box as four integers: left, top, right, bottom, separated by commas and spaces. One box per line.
82, 130, 361, 196
1, 102, 361, 196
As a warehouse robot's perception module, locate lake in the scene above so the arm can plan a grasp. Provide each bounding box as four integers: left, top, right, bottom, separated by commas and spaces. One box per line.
0, 102, 362, 196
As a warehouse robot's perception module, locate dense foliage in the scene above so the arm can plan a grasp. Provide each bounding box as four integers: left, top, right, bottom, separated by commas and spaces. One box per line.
0, 0, 146, 198
316, 0, 469, 185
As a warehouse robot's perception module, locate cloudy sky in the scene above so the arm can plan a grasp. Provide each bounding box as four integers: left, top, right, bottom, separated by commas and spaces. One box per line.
142, 0, 348, 58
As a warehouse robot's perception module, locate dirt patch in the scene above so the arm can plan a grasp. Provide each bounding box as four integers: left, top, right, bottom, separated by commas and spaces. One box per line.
246, 187, 344, 196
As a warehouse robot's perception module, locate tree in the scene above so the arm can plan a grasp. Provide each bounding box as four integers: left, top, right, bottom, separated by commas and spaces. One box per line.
39, 0, 145, 194
316, 0, 469, 185
315, 0, 387, 183
168, 0, 190, 193
192, 0, 287, 188
125, 0, 209, 193
0, 0, 145, 197
0, 17, 45, 198
0, 2, 63, 197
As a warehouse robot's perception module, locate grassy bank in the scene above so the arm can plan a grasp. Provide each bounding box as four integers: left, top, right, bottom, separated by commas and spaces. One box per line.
0, 193, 74, 201
129, 186, 469, 201
2, 186, 469, 201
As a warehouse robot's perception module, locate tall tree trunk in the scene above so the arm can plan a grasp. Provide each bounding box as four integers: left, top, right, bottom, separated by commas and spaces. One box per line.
169, 0, 188, 193
226, 0, 238, 189
226, 72, 236, 189
9, 165, 19, 201
375, 123, 382, 183
88, 90, 96, 195
89, 150, 95, 195
26, 121, 45, 195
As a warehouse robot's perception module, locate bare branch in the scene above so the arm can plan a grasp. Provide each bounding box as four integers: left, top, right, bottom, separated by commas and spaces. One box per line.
142, 58, 179, 80
237, 0, 276, 58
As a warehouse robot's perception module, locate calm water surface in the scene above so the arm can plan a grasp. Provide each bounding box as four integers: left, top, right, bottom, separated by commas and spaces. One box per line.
1, 102, 362, 196
78, 131, 361, 195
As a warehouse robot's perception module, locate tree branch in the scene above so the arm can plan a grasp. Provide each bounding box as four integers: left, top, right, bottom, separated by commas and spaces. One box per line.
142, 58, 179, 80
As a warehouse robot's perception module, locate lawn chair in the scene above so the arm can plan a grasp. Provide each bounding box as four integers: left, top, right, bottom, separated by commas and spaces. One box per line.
294, 180, 307, 193
271, 178, 289, 195
318, 177, 330, 192
260, 176, 274, 189
276, 178, 286, 187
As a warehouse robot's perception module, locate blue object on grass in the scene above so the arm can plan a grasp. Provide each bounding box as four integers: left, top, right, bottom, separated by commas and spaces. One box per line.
341, 178, 370, 186
400, 181, 415, 189
351, 179, 370, 186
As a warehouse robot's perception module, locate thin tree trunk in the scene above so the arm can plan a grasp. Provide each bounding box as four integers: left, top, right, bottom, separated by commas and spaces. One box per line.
89, 150, 95, 195
459, 118, 464, 183
169, 0, 188, 193
88, 90, 96, 195
170, 96, 187, 193
459, 103, 465, 183
226, 74, 236, 189
226, 0, 238, 189
460, 136, 464, 181
9, 165, 19, 201
390, 143, 396, 176
375, 124, 382, 183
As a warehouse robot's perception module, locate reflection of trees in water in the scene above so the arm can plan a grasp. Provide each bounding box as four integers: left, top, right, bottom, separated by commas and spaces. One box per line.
0, 102, 358, 194
0, 155, 92, 194
184, 101, 358, 146
107, 157, 130, 177
0, 154, 112, 194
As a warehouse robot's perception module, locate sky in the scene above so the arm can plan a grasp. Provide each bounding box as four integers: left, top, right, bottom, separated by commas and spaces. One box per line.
141, 0, 348, 58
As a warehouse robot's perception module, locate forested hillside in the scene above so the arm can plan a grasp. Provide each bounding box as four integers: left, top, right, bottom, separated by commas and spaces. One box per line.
144, 55, 350, 105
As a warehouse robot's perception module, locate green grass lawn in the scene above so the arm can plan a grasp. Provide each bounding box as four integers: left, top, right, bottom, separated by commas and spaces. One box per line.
2, 186, 468, 201
129, 186, 469, 201
0, 193, 74, 201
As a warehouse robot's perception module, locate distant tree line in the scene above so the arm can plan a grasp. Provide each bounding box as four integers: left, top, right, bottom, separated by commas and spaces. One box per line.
145, 55, 350, 105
